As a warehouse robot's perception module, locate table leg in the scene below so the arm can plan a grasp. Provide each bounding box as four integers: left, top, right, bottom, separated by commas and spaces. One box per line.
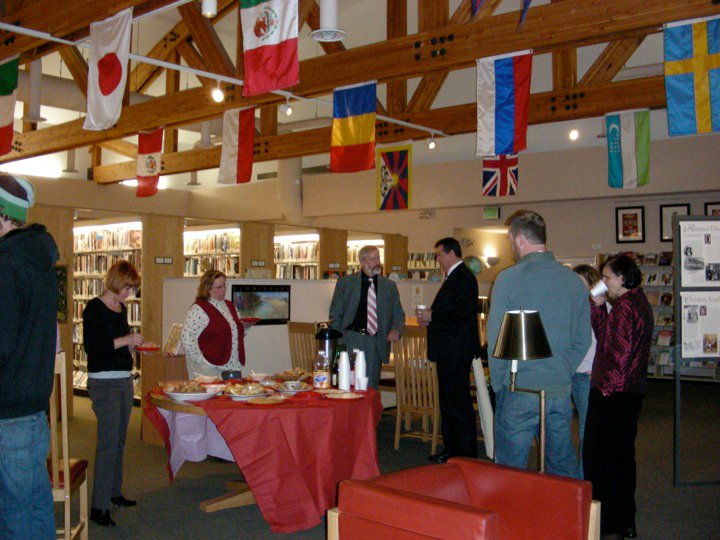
199, 481, 256, 512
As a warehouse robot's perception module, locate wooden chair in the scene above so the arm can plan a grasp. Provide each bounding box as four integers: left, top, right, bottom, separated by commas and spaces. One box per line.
394, 354, 441, 455
48, 352, 89, 540
381, 325, 428, 392
287, 322, 317, 373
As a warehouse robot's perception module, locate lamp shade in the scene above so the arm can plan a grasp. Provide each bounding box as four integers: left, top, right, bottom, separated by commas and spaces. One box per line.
492, 310, 552, 360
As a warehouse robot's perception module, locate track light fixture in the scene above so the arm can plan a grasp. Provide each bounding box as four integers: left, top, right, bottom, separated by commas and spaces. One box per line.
211, 80, 224, 103
427, 135, 436, 150
280, 97, 294, 117
201, 0, 217, 18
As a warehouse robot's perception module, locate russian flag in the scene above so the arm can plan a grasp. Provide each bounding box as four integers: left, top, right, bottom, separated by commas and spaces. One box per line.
476, 51, 532, 157
330, 81, 376, 173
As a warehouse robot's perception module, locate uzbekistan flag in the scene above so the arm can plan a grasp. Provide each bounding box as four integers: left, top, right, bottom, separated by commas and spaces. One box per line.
240, 0, 299, 97
83, 8, 133, 131
330, 81, 376, 173
482, 154, 518, 197
218, 107, 256, 184
476, 51, 532, 157
377, 144, 411, 211
664, 16, 720, 136
136, 127, 164, 197
606, 110, 650, 189
0, 57, 18, 156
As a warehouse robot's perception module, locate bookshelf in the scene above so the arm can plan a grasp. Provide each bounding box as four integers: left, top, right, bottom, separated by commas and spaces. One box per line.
274, 233, 320, 279
183, 227, 241, 277
72, 222, 143, 395
407, 251, 441, 280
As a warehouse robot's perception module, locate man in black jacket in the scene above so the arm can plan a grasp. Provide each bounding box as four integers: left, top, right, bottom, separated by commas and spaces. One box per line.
417, 237, 480, 463
0, 175, 59, 538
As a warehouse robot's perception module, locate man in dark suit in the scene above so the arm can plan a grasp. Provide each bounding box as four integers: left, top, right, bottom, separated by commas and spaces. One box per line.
329, 245, 405, 389
417, 237, 480, 463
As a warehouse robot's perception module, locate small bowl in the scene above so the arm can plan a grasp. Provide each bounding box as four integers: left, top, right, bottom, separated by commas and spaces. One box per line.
285, 380, 304, 391
249, 372, 268, 382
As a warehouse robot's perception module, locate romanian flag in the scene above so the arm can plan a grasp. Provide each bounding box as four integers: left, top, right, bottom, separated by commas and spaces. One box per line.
377, 144, 411, 210
476, 51, 532, 157
240, 0, 299, 97
0, 57, 18, 156
664, 16, 720, 136
330, 81, 376, 173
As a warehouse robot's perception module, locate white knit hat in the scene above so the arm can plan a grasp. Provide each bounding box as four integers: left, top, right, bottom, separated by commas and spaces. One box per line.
0, 175, 34, 221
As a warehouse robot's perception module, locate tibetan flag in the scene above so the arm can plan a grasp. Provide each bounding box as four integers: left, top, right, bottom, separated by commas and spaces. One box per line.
476, 51, 532, 157
240, 0, 299, 97
218, 107, 256, 184
377, 144, 411, 211
0, 57, 18, 156
136, 128, 163, 197
482, 154, 518, 197
83, 8, 132, 131
330, 81, 376, 173
664, 17, 720, 136
606, 110, 650, 189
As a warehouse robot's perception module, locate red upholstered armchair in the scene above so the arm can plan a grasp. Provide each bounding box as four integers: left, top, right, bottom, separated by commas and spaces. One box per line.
327, 458, 599, 540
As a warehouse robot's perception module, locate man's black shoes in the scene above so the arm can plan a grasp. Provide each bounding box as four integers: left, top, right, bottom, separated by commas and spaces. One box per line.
90, 508, 116, 527
111, 495, 137, 508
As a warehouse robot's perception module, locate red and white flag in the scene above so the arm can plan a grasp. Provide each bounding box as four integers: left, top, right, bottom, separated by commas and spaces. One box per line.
83, 8, 133, 131
240, 0, 299, 97
136, 127, 163, 197
0, 57, 18, 155
218, 107, 255, 184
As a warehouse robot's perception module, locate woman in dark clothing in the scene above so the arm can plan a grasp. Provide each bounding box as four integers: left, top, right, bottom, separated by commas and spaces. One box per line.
83, 259, 143, 527
583, 255, 654, 540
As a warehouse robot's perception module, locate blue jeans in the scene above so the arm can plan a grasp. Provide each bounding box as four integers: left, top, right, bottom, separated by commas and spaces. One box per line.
0, 412, 55, 539
494, 386, 580, 479
571, 372, 591, 476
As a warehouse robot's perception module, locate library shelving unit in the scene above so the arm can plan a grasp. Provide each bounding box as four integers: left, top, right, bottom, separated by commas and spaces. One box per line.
72, 222, 142, 396
183, 227, 241, 277
407, 251, 441, 280
274, 233, 320, 279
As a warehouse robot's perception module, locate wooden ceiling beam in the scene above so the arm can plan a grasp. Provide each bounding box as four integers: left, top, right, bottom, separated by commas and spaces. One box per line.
386, 0, 407, 115
552, 48, 577, 90
579, 35, 648, 87
164, 49, 180, 153
176, 39, 215, 87
178, 1, 235, 76
98, 139, 138, 158
57, 46, 88, 96
92, 76, 667, 183
3, 0, 718, 164
0, 0, 184, 61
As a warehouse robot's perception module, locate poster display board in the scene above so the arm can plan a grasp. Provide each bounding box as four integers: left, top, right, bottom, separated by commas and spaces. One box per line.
679, 291, 720, 358
679, 220, 720, 287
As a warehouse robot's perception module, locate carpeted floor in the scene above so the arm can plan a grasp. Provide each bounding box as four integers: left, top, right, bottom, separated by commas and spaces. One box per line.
61, 379, 720, 539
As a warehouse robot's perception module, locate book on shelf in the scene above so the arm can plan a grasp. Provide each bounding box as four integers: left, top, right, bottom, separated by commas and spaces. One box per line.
643, 253, 659, 266
657, 330, 673, 346
656, 312, 674, 326
645, 291, 660, 305
659, 292, 673, 306
163, 323, 185, 356
660, 273, 673, 286
657, 351, 672, 366
658, 251, 673, 266
644, 272, 659, 286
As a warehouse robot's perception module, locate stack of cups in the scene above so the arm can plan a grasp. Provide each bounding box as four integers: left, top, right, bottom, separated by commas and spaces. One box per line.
354, 351, 367, 391
338, 351, 351, 391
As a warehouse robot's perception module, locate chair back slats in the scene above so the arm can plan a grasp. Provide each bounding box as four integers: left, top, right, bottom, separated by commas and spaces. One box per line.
288, 322, 317, 373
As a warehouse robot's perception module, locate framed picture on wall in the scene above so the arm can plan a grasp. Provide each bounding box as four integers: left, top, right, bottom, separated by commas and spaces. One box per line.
660, 204, 690, 242
704, 202, 720, 216
616, 206, 645, 243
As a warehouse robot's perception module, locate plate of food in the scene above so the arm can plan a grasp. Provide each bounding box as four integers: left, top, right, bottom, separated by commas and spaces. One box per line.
224, 382, 268, 400
325, 392, 364, 400
136, 342, 160, 353
276, 381, 313, 394
246, 396, 285, 406
163, 381, 216, 402
274, 367, 309, 382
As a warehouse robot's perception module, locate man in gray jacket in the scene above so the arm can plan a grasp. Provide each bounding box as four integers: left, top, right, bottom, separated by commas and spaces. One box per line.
487, 210, 590, 478
329, 245, 405, 388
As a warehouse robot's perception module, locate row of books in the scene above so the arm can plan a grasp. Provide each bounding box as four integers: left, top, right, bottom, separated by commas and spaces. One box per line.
408, 252, 439, 269
74, 252, 141, 274
73, 300, 141, 323
73, 276, 104, 297
184, 233, 240, 254
74, 229, 141, 252
348, 246, 384, 264
274, 242, 318, 261
275, 264, 319, 279
184, 255, 240, 276
642, 271, 673, 287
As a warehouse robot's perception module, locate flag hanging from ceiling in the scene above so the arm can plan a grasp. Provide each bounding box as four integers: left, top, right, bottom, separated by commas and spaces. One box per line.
517, 0, 532, 29
330, 81, 376, 173
83, 8, 133, 131
476, 51, 532, 157
606, 110, 650, 189
482, 154, 518, 197
136, 127, 164, 197
377, 144, 411, 211
663, 16, 720, 136
471, 0, 483, 16
0, 57, 19, 156
240, 0, 299, 97
218, 106, 255, 184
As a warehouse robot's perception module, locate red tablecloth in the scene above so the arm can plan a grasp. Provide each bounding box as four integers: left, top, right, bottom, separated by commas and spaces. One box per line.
144, 389, 383, 533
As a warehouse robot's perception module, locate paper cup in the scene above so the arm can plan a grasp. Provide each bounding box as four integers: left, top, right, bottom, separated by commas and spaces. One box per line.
356, 377, 369, 391
590, 281, 608, 298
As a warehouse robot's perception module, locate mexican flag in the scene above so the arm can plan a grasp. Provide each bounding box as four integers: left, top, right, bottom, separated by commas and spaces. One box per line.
0, 57, 19, 156
136, 127, 164, 197
240, 0, 298, 97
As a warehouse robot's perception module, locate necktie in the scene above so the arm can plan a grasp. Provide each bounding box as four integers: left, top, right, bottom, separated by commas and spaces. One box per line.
367, 278, 378, 336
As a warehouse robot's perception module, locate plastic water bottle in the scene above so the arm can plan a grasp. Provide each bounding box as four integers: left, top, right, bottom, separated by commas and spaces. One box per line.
312, 350, 331, 389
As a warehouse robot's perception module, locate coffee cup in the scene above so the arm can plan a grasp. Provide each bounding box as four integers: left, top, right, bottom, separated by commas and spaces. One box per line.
590, 281, 608, 298
285, 380, 303, 391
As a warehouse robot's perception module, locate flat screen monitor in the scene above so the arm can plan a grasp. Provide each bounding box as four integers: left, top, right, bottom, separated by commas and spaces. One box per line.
231, 284, 290, 325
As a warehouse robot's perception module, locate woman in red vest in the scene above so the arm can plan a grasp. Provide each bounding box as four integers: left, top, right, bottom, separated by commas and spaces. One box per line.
181, 270, 251, 379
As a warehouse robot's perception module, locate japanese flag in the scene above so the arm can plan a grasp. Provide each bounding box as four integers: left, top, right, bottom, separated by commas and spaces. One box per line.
83, 8, 132, 131
136, 127, 163, 197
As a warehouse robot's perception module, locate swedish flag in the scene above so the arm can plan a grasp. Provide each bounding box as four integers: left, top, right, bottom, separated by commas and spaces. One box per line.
664, 16, 720, 136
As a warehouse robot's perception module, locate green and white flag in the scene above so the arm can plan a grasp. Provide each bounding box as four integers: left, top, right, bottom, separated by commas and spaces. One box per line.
606, 109, 650, 189
0, 57, 19, 156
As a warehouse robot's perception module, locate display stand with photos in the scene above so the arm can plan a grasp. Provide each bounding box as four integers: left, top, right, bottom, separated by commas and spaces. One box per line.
673, 215, 720, 487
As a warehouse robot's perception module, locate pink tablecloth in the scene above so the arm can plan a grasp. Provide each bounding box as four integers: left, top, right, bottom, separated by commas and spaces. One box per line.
144, 389, 383, 533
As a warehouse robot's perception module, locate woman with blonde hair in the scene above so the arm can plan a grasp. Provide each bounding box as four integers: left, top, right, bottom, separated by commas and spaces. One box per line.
83, 259, 143, 527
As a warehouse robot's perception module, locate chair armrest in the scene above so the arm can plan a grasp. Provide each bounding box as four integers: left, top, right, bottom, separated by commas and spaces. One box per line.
338, 480, 499, 539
